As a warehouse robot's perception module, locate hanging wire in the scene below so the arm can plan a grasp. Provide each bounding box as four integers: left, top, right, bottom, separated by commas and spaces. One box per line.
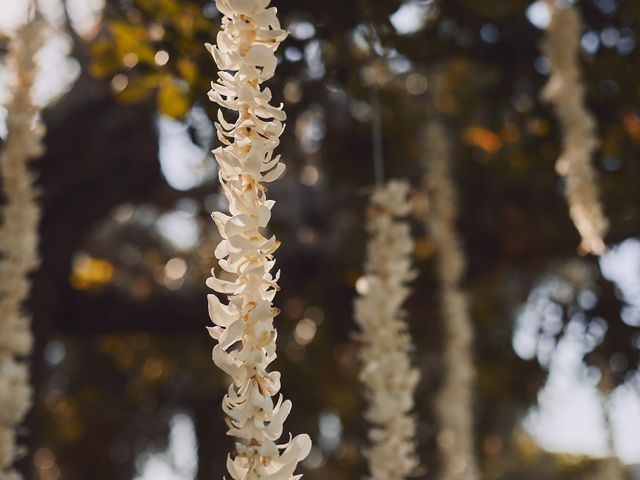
362, 9, 386, 187
370, 85, 385, 186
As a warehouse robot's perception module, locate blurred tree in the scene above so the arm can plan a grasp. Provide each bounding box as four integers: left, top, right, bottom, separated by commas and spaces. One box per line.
2, 0, 639, 478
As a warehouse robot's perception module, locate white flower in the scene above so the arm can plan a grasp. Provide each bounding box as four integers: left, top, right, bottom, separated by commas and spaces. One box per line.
354, 180, 420, 480
206, 1, 310, 479
422, 120, 479, 480
541, 1, 608, 255
0, 358, 31, 427
0, 18, 47, 480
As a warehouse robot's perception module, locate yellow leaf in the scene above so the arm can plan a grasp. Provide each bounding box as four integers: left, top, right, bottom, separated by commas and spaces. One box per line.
116, 77, 153, 103
177, 58, 197, 85
158, 80, 190, 118
110, 21, 145, 52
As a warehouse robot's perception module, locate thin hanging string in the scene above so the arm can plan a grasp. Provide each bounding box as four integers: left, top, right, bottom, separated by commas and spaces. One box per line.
600, 372, 618, 457
363, 10, 385, 187
370, 85, 385, 186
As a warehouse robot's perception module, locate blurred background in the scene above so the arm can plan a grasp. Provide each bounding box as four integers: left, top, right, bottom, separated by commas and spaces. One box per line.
1, 0, 639, 478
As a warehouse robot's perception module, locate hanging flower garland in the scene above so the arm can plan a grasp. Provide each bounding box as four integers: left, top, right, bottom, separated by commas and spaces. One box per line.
598, 403, 625, 480
0, 18, 47, 480
541, 1, 608, 255
205, 1, 310, 478
597, 373, 624, 480
423, 120, 479, 480
354, 180, 420, 480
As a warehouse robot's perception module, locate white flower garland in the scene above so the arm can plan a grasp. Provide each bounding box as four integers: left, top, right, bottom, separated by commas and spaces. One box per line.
541, 1, 608, 255
0, 18, 46, 480
206, 1, 310, 479
599, 375, 624, 480
423, 121, 479, 480
354, 180, 420, 480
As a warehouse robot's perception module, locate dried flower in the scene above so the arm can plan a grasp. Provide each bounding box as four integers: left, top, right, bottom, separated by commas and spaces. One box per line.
597, 373, 624, 480
0, 18, 47, 480
541, 1, 608, 255
422, 120, 479, 480
354, 180, 420, 480
206, 1, 310, 478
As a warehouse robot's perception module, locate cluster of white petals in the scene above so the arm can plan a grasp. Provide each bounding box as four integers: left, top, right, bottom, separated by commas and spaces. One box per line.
206, 1, 310, 478
541, 1, 608, 255
354, 180, 420, 480
423, 121, 479, 480
0, 18, 47, 480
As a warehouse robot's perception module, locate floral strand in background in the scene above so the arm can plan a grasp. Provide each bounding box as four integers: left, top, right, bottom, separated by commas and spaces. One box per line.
354, 180, 420, 480
541, 1, 608, 255
423, 120, 479, 480
205, 1, 310, 479
0, 16, 47, 480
